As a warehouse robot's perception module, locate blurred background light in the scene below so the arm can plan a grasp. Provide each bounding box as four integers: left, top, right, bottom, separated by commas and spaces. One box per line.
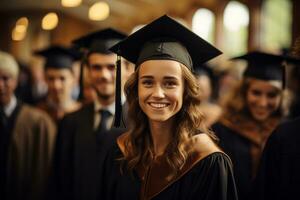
61, 0, 82, 8
42, 12, 59, 30
89, 2, 110, 21
12, 17, 29, 41
224, 1, 249, 31
15, 17, 29, 33
12, 27, 26, 41
192, 8, 215, 44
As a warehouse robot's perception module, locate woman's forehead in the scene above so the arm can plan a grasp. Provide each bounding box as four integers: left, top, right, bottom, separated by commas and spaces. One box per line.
248, 78, 282, 90
139, 60, 182, 74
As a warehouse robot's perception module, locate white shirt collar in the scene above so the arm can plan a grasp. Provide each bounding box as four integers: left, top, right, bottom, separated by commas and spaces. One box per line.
3, 95, 17, 117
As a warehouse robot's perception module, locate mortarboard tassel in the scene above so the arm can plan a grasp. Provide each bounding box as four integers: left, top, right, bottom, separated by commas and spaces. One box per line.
114, 54, 122, 127
78, 50, 88, 101
78, 57, 85, 101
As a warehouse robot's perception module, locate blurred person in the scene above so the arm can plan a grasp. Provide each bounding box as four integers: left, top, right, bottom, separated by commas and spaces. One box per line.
250, 37, 300, 200
212, 51, 298, 200
100, 15, 238, 200
50, 28, 132, 200
35, 45, 82, 124
194, 64, 222, 126
0, 51, 56, 200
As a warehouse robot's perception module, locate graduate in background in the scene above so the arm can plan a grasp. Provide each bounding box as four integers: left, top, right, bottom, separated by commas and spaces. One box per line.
194, 64, 222, 127
251, 37, 300, 200
50, 28, 131, 200
35, 45, 82, 124
0, 51, 56, 200
100, 15, 238, 200
212, 51, 298, 200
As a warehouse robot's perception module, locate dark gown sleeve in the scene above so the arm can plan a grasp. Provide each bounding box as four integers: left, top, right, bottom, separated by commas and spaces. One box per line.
47, 114, 76, 200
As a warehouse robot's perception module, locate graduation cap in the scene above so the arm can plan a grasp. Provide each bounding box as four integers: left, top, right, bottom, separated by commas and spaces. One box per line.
232, 51, 300, 88
34, 45, 80, 70
109, 15, 222, 127
72, 28, 127, 55
71, 28, 127, 101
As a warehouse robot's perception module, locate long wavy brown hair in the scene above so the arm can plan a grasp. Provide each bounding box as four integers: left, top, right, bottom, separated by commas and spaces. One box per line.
121, 64, 216, 177
220, 77, 288, 121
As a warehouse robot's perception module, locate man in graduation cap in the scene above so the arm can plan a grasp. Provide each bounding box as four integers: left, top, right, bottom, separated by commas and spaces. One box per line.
250, 38, 300, 200
0, 51, 56, 200
212, 51, 300, 200
35, 45, 82, 124
50, 28, 131, 200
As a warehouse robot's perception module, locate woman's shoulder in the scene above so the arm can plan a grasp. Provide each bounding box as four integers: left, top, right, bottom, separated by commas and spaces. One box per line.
180, 133, 232, 172
188, 133, 222, 157
115, 131, 130, 156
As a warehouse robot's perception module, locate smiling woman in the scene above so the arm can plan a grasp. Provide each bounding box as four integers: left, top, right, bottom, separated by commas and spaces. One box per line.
212, 51, 300, 200
99, 15, 238, 200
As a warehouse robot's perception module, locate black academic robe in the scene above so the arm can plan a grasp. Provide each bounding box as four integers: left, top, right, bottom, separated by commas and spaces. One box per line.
212, 123, 252, 200
251, 117, 300, 200
100, 134, 238, 200
50, 102, 127, 200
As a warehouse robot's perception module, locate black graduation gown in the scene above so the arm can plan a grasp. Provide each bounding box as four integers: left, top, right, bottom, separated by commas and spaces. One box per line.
0, 102, 21, 198
251, 117, 300, 200
50, 103, 127, 200
100, 141, 238, 200
212, 122, 253, 200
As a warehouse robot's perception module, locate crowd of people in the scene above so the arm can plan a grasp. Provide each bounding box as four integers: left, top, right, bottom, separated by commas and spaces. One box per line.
1, 14, 300, 200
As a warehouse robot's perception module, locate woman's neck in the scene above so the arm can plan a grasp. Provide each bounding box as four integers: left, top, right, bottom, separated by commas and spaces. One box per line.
149, 118, 174, 156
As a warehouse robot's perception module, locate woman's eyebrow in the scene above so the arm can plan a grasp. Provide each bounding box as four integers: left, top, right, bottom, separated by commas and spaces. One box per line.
140, 75, 153, 79
164, 76, 179, 80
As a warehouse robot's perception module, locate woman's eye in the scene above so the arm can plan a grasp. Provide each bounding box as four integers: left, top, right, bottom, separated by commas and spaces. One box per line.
165, 81, 177, 88
267, 92, 279, 98
251, 89, 262, 96
142, 80, 153, 86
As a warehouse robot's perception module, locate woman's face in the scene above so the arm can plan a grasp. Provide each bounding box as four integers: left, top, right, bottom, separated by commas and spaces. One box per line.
138, 60, 184, 123
246, 79, 282, 122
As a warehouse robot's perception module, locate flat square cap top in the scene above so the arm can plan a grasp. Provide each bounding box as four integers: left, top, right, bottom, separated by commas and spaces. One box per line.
34, 45, 80, 69
72, 28, 127, 54
110, 15, 222, 70
232, 51, 300, 82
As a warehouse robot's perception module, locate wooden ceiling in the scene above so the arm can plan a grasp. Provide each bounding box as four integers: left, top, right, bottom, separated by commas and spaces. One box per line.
0, 0, 230, 32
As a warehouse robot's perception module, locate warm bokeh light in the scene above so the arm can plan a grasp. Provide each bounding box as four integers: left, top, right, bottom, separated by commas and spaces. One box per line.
42, 12, 59, 30
12, 17, 29, 41
192, 8, 215, 44
89, 2, 110, 21
223, 1, 249, 56
224, 1, 249, 31
61, 0, 82, 7
12, 27, 26, 41
15, 17, 29, 33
